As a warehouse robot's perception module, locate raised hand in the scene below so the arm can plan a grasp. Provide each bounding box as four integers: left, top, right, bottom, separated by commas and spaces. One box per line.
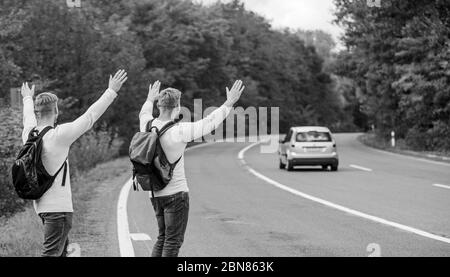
108, 69, 128, 93
21, 82, 35, 98
225, 80, 245, 107
147, 80, 161, 102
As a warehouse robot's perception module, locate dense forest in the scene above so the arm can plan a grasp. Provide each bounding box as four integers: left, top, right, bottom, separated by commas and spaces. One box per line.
333, 0, 450, 151
0, 0, 357, 143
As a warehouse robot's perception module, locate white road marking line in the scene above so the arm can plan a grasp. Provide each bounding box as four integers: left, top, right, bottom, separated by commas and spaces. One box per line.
117, 179, 135, 257
117, 142, 220, 257
349, 164, 373, 172
130, 233, 152, 241
361, 142, 450, 167
433, 184, 450, 190
238, 142, 450, 245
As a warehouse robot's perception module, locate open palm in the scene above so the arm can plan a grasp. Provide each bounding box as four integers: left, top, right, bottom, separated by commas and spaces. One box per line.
225, 80, 245, 107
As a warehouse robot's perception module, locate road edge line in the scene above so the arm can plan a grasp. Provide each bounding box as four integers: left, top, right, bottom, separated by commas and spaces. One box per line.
238, 142, 450, 245
349, 164, 373, 172
116, 142, 218, 257
433, 184, 450, 190
117, 178, 134, 257
357, 137, 450, 167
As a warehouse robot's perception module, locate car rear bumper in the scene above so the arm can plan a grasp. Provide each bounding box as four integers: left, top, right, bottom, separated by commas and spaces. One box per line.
290, 157, 339, 166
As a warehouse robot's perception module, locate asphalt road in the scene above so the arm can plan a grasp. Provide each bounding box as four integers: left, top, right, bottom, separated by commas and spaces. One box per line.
125, 133, 450, 257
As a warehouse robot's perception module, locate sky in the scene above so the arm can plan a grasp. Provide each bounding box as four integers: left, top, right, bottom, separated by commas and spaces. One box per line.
199, 0, 344, 48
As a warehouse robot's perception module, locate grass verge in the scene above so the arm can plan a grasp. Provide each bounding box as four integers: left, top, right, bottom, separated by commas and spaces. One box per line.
358, 133, 450, 163
0, 157, 131, 257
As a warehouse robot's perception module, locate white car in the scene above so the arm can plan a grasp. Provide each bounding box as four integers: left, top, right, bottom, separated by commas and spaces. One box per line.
278, 126, 339, 171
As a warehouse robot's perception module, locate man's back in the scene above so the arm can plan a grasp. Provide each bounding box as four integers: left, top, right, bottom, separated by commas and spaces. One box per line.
22, 88, 119, 213
139, 118, 188, 198
139, 106, 231, 198
18, 70, 127, 257
31, 127, 73, 213
138, 80, 244, 257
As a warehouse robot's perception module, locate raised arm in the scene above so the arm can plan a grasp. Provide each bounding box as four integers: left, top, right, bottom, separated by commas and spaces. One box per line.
139, 80, 161, 132
21, 82, 37, 143
177, 80, 245, 142
56, 70, 128, 146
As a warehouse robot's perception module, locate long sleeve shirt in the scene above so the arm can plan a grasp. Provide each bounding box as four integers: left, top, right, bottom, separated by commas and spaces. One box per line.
139, 100, 232, 197
22, 88, 118, 214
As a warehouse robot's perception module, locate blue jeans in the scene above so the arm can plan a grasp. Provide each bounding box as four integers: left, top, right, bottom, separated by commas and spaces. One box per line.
150, 192, 189, 257
39, 212, 72, 257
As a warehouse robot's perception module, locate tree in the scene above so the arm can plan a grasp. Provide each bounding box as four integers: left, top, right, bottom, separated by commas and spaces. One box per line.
334, 0, 450, 151
295, 29, 336, 65
0, 107, 25, 216
1, 0, 147, 152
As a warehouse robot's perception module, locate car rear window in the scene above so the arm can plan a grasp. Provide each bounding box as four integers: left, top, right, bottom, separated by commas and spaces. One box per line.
296, 131, 332, 142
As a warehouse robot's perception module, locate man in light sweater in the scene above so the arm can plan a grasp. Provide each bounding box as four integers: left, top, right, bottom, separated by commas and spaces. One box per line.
21, 70, 128, 257
139, 80, 245, 257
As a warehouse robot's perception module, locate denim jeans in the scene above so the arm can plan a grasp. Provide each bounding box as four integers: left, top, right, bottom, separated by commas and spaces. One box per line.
38, 212, 72, 257
150, 192, 189, 257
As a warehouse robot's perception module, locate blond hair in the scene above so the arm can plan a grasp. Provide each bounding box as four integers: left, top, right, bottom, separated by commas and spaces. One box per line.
34, 92, 58, 119
157, 88, 181, 110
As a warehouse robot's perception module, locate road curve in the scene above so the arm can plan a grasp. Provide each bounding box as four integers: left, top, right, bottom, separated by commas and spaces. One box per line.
124, 133, 450, 257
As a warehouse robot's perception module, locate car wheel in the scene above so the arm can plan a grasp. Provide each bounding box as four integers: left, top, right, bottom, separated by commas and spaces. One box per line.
331, 165, 338, 172
279, 159, 286, 169
286, 159, 294, 171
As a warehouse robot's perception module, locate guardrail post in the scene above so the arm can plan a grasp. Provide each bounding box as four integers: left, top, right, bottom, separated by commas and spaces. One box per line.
10, 87, 22, 108
391, 131, 395, 148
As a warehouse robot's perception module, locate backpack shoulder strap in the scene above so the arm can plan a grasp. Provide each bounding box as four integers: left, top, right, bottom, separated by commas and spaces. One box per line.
38, 126, 53, 138
159, 121, 178, 137
146, 119, 156, 132
28, 127, 38, 140
158, 121, 182, 166
28, 126, 53, 141
172, 155, 182, 167
61, 160, 68, 187
53, 159, 68, 187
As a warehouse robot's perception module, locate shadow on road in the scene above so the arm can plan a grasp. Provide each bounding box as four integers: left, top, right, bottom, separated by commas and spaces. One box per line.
283, 166, 355, 173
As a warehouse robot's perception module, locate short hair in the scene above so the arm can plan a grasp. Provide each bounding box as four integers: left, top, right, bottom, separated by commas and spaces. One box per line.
157, 88, 181, 110
34, 92, 58, 118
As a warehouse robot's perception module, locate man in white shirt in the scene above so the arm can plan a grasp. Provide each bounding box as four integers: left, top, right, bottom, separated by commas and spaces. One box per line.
139, 80, 245, 257
21, 70, 128, 257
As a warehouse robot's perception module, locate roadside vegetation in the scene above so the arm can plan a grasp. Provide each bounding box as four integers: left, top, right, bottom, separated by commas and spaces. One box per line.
359, 133, 450, 162
0, 0, 362, 145
0, 106, 123, 256
333, 0, 450, 153
0, 156, 130, 257
0, 107, 122, 217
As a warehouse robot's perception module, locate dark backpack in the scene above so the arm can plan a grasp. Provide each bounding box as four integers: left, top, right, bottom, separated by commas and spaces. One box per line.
11, 126, 68, 200
129, 120, 182, 197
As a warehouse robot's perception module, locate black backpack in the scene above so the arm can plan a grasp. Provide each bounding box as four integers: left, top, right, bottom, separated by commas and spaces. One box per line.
129, 120, 182, 197
11, 126, 68, 200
